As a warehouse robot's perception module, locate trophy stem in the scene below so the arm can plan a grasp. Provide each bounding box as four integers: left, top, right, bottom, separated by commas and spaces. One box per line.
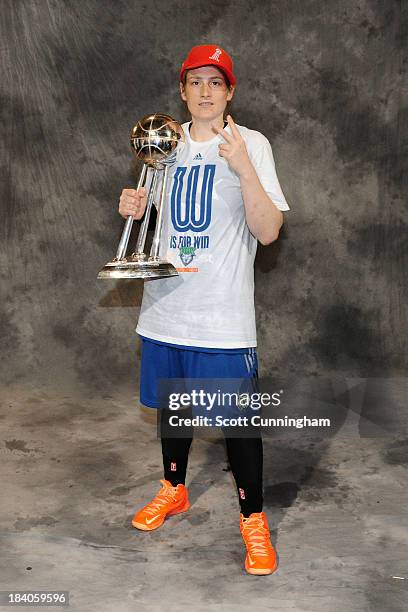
134, 167, 159, 256
150, 164, 169, 259
115, 164, 148, 261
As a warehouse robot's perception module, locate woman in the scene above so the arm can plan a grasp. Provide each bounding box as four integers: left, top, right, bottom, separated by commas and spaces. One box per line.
118, 44, 290, 575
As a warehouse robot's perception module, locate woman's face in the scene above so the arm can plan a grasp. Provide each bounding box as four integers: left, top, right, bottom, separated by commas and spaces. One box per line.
179, 65, 235, 122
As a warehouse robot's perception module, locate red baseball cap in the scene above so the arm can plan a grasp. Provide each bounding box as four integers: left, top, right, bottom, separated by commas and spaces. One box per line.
179, 44, 236, 86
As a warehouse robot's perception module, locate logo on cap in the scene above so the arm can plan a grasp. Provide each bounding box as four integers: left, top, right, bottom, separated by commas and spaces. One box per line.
209, 48, 222, 62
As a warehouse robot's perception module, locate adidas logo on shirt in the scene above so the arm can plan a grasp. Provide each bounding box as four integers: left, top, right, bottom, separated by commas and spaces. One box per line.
193, 153, 203, 160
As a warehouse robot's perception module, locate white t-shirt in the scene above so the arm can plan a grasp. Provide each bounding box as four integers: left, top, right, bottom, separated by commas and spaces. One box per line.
136, 120, 290, 348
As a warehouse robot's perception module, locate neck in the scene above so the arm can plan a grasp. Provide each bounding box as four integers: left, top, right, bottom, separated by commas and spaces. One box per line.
189, 115, 226, 142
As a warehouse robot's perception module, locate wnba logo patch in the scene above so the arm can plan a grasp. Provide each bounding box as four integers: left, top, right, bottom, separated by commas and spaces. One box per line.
239, 487, 246, 500
209, 48, 222, 62
171, 462, 177, 472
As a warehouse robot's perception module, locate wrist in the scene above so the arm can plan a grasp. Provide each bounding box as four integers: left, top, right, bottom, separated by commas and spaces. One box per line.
238, 161, 256, 181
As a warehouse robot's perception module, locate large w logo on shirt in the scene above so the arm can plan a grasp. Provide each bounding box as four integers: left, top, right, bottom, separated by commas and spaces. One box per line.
170, 164, 215, 232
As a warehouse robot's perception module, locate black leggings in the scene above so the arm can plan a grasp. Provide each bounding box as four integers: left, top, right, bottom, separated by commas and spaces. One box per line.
160, 406, 263, 517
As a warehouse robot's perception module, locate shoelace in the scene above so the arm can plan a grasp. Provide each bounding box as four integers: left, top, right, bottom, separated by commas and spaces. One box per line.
144, 480, 180, 516
241, 515, 273, 557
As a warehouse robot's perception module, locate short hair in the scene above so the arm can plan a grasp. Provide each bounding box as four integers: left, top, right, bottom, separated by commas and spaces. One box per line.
181, 68, 232, 89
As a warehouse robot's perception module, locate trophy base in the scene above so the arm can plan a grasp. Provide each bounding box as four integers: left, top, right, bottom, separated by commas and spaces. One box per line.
97, 258, 179, 280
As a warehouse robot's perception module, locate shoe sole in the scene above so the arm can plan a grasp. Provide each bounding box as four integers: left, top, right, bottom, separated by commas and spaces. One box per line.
131, 498, 190, 531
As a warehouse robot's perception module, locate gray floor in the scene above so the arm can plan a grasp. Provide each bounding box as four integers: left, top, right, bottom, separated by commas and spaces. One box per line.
1, 383, 408, 612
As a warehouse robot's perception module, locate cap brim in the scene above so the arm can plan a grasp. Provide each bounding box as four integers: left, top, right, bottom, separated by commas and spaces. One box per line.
180, 62, 235, 85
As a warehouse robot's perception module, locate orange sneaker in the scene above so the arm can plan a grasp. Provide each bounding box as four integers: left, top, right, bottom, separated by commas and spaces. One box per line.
131, 479, 190, 531
240, 511, 278, 575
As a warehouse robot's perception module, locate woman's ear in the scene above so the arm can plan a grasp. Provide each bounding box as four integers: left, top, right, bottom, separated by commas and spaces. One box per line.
179, 82, 187, 102
227, 85, 235, 102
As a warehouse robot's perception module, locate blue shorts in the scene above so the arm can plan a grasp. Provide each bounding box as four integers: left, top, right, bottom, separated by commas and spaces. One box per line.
139, 336, 258, 408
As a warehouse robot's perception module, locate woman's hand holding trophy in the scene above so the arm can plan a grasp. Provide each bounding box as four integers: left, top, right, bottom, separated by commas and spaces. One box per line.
118, 187, 148, 221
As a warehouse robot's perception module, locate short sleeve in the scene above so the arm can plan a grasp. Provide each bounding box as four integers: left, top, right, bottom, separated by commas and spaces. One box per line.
247, 132, 290, 211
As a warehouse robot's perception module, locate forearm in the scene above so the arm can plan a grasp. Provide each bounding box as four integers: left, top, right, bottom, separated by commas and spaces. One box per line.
239, 164, 283, 245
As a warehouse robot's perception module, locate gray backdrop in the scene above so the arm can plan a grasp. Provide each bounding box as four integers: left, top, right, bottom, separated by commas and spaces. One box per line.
1, 0, 407, 395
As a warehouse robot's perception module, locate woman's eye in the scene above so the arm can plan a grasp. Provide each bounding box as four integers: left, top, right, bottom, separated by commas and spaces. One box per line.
212, 81, 221, 86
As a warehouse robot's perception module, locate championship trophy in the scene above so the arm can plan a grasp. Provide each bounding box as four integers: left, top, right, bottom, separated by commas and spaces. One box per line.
97, 113, 185, 279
